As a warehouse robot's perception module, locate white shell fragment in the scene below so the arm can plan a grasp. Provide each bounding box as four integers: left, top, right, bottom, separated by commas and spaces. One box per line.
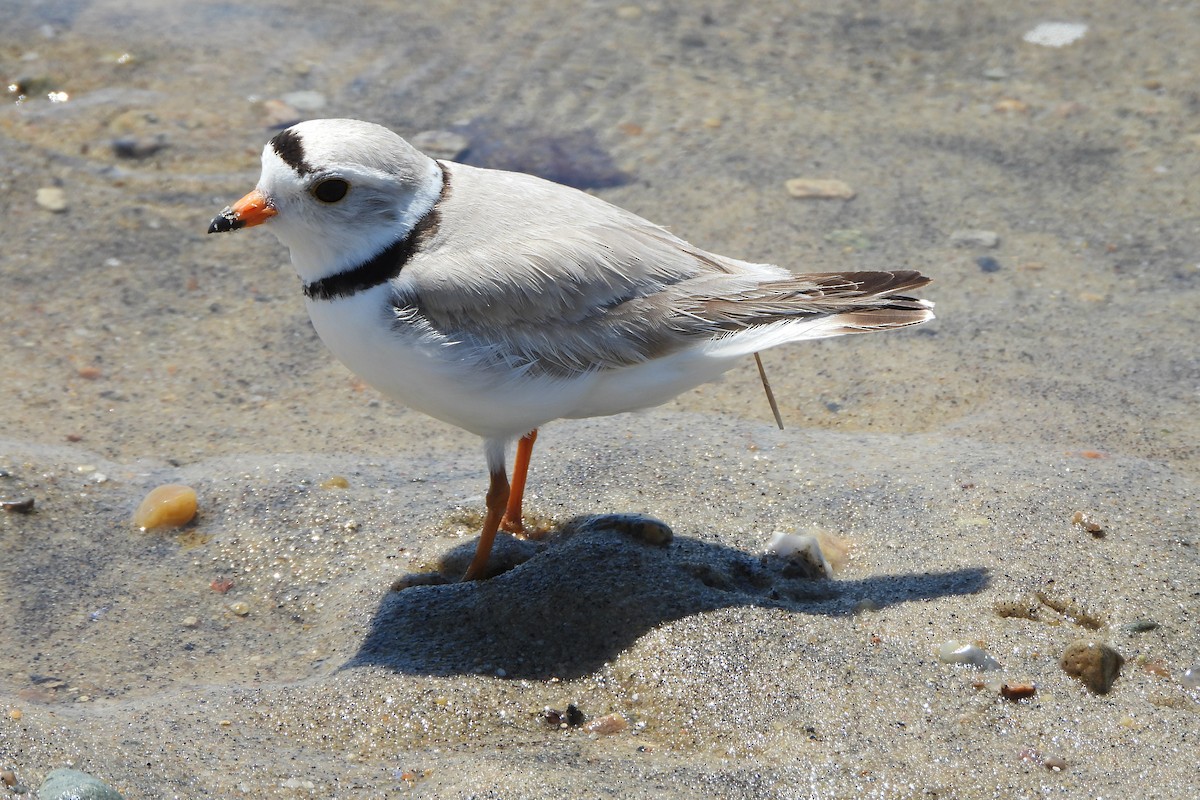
785, 178, 855, 200
937, 640, 1002, 671
765, 532, 832, 578
1023, 22, 1088, 48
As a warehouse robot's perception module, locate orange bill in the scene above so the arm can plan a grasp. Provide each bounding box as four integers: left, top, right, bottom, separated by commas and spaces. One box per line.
208, 188, 276, 233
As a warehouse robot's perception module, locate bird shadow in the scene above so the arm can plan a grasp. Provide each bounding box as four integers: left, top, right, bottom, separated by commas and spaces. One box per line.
346, 515, 989, 680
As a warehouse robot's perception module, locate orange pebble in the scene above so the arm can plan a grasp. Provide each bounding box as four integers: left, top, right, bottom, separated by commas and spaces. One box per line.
133, 484, 198, 530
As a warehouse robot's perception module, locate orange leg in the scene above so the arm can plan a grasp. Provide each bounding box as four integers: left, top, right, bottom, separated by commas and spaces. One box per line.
461, 465, 510, 582
501, 429, 537, 534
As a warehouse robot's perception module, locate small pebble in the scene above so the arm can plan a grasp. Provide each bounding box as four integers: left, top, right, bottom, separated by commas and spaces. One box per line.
38, 768, 124, 800
410, 130, 471, 161
1023, 22, 1088, 48
949, 229, 999, 248
1, 497, 35, 513
1071, 511, 1104, 535
111, 135, 167, 159
1121, 619, 1159, 634
1, 769, 15, 787
765, 532, 831, 578
320, 475, 349, 489
937, 640, 1001, 671
281, 778, 315, 790
543, 704, 585, 728
229, 601, 250, 616
999, 682, 1037, 701
133, 484, 197, 529
181, 615, 200, 628
36, 186, 68, 212
584, 712, 628, 735
1043, 755, 1068, 772
1182, 664, 1200, 689
785, 178, 855, 200
976, 256, 1002, 273
1060, 640, 1123, 694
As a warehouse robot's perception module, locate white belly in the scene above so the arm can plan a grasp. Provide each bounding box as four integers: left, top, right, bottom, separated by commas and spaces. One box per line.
303, 286, 740, 440
303, 287, 592, 439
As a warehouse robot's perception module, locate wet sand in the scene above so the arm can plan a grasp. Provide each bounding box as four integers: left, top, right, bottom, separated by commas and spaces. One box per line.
2, 1, 1198, 797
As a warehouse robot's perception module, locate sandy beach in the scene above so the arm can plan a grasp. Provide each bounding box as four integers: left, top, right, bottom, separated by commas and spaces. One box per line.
2, 1, 1198, 797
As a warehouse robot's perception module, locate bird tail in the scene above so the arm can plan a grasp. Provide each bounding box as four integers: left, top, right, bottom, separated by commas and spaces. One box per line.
702, 270, 934, 358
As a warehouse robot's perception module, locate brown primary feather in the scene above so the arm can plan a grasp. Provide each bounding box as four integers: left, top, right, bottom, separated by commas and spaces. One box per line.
676, 271, 932, 333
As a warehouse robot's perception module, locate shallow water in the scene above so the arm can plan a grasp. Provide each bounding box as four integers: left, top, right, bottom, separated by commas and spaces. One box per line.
2, 2, 1198, 798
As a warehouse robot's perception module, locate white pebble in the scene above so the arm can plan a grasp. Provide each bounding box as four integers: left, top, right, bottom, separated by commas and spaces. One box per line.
1023, 22, 1088, 48
281, 778, 315, 790
36, 186, 68, 212
1183, 664, 1200, 689
765, 532, 831, 577
937, 640, 1001, 671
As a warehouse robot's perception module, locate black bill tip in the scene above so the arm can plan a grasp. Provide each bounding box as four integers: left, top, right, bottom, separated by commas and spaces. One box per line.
208, 207, 244, 234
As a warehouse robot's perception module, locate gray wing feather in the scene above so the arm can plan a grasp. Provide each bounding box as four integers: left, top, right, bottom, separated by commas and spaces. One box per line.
392, 163, 930, 376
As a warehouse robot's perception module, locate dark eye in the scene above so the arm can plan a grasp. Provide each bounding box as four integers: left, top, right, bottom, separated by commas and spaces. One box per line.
312, 178, 349, 203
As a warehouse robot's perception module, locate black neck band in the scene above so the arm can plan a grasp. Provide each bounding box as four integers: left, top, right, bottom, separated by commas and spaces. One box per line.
302, 166, 447, 302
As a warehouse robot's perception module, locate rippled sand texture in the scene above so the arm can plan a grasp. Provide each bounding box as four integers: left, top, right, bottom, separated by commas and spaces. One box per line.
2, 2, 1198, 798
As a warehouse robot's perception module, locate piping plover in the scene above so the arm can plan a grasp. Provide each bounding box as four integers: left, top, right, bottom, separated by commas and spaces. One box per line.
209, 118, 933, 581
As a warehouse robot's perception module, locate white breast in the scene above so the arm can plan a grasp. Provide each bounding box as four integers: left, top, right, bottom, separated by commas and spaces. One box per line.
303, 287, 605, 439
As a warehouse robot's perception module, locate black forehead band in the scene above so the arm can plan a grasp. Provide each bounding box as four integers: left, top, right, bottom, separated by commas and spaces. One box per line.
269, 128, 314, 176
